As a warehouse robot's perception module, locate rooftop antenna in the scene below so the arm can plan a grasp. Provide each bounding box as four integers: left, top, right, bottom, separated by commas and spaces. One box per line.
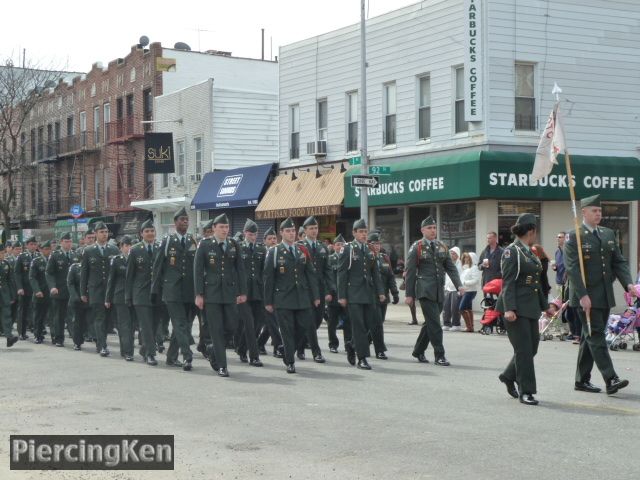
188, 27, 215, 51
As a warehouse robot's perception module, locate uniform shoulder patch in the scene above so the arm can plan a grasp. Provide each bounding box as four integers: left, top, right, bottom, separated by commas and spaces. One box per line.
503, 249, 511, 259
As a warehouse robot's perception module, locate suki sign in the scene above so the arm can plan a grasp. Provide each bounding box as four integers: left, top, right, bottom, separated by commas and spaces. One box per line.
464, 0, 483, 121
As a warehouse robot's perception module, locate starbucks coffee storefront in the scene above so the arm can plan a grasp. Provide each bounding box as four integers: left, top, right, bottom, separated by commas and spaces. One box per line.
344, 151, 639, 278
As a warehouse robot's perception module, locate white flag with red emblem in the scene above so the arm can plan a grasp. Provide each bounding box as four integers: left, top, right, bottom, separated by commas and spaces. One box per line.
531, 102, 566, 182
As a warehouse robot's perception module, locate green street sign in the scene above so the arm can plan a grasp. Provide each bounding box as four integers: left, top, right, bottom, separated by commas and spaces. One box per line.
349, 156, 362, 166
368, 165, 391, 175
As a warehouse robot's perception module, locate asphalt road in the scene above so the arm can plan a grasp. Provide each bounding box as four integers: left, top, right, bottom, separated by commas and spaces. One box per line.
1, 305, 639, 480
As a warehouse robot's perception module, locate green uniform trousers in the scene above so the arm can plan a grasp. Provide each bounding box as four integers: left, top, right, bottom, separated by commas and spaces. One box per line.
326, 305, 348, 349
114, 304, 134, 357
348, 303, 384, 359
503, 316, 539, 395
165, 302, 194, 363
575, 307, 616, 383
257, 310, 283, 352
235, 301, 260, 360
1, 304, 13, 339
413, 299, 445, 359
70, 302, 89, 347
51, 298, 68, 344
17, 295, 32, 337
33, 299, 49, 341
205, 303, 238, 369
276, 308, 319, 364
135, 305, 158, 358
91, 304, 109, 351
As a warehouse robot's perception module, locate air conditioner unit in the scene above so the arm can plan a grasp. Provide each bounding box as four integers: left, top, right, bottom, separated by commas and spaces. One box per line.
190, 173, 202, 182
172, 175, 184, 187
306, 140, 327, 157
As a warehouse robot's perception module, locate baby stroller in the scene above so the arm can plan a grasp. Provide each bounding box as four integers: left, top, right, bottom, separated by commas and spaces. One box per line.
606, 306, 640, 351
539, 297, 569, 341
479, 279, 506, 335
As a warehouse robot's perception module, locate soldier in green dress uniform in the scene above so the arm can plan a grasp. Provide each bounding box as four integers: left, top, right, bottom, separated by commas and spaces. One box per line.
405, 216, 463, 366
67, 258, 87, 350
565, 195, 635, 395
495, 213, 547, 406
256, 226, 284, 357
14, 237, 38, 339
0, 243, 19, 347
105, 235, 134, 361
7, 241, 21, 333
326, 234, 353, 360
29, 240, 52, 344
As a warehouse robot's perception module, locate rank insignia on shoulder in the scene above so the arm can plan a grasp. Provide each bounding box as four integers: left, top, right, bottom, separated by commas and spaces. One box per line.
504, 249, 511, 258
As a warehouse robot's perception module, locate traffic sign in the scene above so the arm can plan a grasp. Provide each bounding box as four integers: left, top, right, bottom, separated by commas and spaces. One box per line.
67, 218, 88, 224
368, 165, 391, 176
70, 204, 84, 218
349, 156, 362, 166
351, 175, 379, 188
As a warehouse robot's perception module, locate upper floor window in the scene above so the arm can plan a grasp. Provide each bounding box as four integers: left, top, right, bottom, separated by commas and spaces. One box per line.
177, 140, 185, 177
383, 82, 396, 145
455, 67, 468, 133
194, 137, 203, 175
418, 75, 431, 140
289, 104, 300, 160
317, 99, 327, 141
346, 91, 358, 152
515, 63, 536, 131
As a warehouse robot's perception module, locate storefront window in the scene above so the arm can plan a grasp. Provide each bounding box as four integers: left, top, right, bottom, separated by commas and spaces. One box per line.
375, 207, 404, 273
497, 202, 541, 246
440, 202, 476, 253
601, 203, 629, 258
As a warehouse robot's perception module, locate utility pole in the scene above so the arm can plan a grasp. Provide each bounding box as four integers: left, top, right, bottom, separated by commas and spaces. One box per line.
359, 0, 368, 224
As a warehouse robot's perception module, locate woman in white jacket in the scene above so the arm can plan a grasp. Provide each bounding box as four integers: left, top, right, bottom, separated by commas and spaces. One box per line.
459, 252, 481, 332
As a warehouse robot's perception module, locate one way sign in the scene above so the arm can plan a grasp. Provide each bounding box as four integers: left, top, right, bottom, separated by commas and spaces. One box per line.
351, 175, 379, 188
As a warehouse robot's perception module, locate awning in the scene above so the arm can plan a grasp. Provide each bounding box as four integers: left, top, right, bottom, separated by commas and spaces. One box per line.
131, 196, 190, 211
191, 163, 275, 210
53, 219, 88, 235
344, 151, 640, 207
255, 168, 345, 220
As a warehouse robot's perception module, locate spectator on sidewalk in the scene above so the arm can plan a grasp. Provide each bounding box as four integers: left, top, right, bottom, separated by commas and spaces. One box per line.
478, 232, 503, 286
459, 252, 481, 332
552, 232, 567, 294
442, 247, 463, 331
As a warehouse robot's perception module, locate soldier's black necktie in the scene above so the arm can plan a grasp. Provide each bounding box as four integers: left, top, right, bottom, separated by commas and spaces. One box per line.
181, 236, 186, 249
593, 229, 600, 240
147, 244, 152, 257
360, 243, 365, 255
66, 251, 70, 261
250, 243, 254, 253
312, 242, 317, 255
289, 245, 295, 257
100, 246, 104, 257
429, 241, 435, 254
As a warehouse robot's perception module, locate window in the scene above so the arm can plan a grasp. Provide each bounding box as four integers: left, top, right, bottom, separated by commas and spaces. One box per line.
601, 203, 630, 258
347, 91, 358, 152
79, 111, 87, 147
498, 202, 541, 246
440, 203, 476, 253
30, 129, 36, 161
317, 99, 327, 141
104, 169, 110, 205
143, 88, 153, 132
37, 126, 44, 159
81, 175, 87, 207
383, 82, 396, 145
93, 106, 100, 145
160, 212, 174, 225
54, 122, 60, 154
20, 132, 25, 162
418, 76, 431, 140
515, 63, 535, 130
194, 137, 203, 175
46, 124, 53, 157
455, 67, 468, 133
289, 105, 299, 160
94, 169, 102, 207
103, 103, 111, 142
177, 140, 185, 177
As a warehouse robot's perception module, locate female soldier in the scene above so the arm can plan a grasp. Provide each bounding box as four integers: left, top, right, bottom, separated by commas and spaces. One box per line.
496, 213, 547, 406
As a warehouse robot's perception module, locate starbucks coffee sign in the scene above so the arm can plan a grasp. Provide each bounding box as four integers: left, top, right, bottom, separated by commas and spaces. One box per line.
464, 0, 483, 121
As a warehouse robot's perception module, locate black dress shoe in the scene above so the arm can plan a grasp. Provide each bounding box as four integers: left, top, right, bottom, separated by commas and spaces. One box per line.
346, 344, 356, 366
249, 358, 263, 367
519, 394, 539, 405
100, 348, 110, 357
329, 347, 339, 354
167, 360, 184, 368
19, 334, 29, 340
239, 354, 248, 363
357, 358, 372, 370
55, 342, 64, 347
7, 336, 19, 347
412, 352, 429, 363
435, 357, 450, 367
183, 360, 193, 371
297, 352, 306, 361
376, 352, 388, 360
147, 355, 158, 366
258, 346, 267, 355
124, 355, 134, 361
407, 321, 418, 325
273, 349, 284, 358
157, 345, 165, 354
574, 381, 601, 393
286, 363, 296, 374
35, 338, 43, 344
218, 367, 229, 377
499, 374, 519, 399
313, 355, 326, 363
606, 377, 629, 395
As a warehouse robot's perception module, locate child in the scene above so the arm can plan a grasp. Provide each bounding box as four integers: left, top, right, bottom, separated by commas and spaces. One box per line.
540, 298, 562, 333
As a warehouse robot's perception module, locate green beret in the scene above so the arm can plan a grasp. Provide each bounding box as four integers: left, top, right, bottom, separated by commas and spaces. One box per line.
203, 219, 214, 231
352, 218, 367, 230
243, 218, 258, 233
367, 232, 380, 242
298, 226, 306, 235
515, 213, 537, 227
280, 217, 295, 230
213, 213, 229, 225
25, 236, 37, 244
93, 221, 108, 232
140, 218, 155, 232
40, 240, 52, 248
580, 194, 601, 209
85, 228, 94, 236
421, 216, 436, 227
174, 206, 189, 220
334, 234, 346, 244
60, 232, 73, 241
120, 235, 133, 246
303, 216, 318, 228
263, 226, 276, 238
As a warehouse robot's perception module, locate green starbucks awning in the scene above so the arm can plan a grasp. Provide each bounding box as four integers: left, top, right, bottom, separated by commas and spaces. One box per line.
344, 151, 640, 208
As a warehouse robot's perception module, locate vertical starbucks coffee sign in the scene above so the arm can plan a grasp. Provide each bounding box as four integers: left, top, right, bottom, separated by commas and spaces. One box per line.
464, 0, 482, 121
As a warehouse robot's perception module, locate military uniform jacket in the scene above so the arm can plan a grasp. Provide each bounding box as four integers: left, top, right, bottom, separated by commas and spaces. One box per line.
264, 242, 320, 310
80, 243, 119, 305
29, 255, 50, 303
151, 233, 197, 303
126, 242, 159, 306
67, 263, 83, 305
45, 249, 80, 300
0, 259, 16, 305
495, 239, 547, 319
564, 225, 632, 309
405, 239, 461, 303
240, 241, 267, 302
14, 251, 37, 295
337, 241, 384, 305
327, 252, 340, 306
301, 239, 335, 297
106, 254, 128, 305
194, 238, 246, 304
377, 252, 399, 303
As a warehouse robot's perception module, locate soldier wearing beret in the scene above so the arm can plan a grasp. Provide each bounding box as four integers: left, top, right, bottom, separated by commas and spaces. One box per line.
297, 226, 306, 243
80, 222, 119, 356
105, 235, 134, 360
264, 217, 325, 374
337, 219, 386, 369
7, 241, 21, 333
14, 236, 38, 339
152, 207, 198, 371
326, 234, 352, 359
0, 243, 19, 348
67, 255, 88, 351
565, 194, 635, 395
405, 216, 463, 367
194, 213, 247, 377
256, 226, 284, 358
29, 240, 52, 344
46, 233, 80, 347
496, 213, 547, 406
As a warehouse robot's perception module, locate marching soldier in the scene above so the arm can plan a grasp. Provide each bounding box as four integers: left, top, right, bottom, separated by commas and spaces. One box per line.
126, 219, 160, 366
234, 218, 264, 367
80, 221, 119, 356
565, 195, 635, 395
6, 241, 20, 332
405, 216, 463, 366
152, 207, 197, 371
256, 226, 284, 358
337, 219, 385, 369
14, 237, 38, 339
45, 232, 79, 347
264, 217, 325, 374
195, 218, 215, 358
368, 232, 400, 322
297, 226, 306, 243
326, 234, 352, 360
29, 240, 52, 344
194, 213, 247, 377
105, 235, 134, 361
0, 243, 19, 347
67, 258, 88, 350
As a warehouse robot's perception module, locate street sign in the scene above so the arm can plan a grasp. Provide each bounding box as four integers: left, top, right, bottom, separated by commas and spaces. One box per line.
67, 218, 88, 224
351, 175, 379, 188
70, 204, 84, 218
349, 156, 362, 166
368, 165, 391, 175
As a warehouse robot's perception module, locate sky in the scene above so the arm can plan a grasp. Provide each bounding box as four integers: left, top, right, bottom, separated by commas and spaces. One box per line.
1, 0, 420, 72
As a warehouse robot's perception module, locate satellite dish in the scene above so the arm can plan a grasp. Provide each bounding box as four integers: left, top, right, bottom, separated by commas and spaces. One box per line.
139, 35, 149, 47
174, 42, 191, 51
